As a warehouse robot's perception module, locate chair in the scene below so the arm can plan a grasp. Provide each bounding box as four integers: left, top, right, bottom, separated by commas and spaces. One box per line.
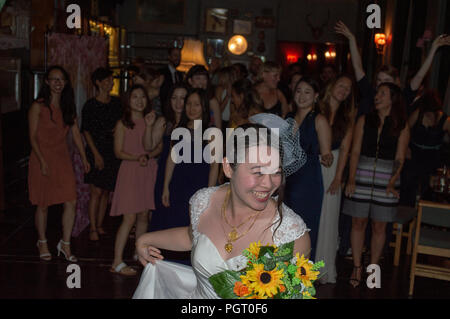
390, 206, 417, 266
409, 200, 450, 296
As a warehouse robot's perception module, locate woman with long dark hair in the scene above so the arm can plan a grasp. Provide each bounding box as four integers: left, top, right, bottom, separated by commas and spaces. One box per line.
315, 74, 356, 283
284, 77, 333, 261
186, 65, 222, 129
109, 85, 158, 276
149, 89, 218, 255
28, 65, 90, 262
343, 82, 409, 287
133, 123, 311, 298
132, 65, 164, 116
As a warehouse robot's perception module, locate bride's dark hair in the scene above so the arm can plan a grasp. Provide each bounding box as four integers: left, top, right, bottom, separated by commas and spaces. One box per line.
227, 122, 285, 238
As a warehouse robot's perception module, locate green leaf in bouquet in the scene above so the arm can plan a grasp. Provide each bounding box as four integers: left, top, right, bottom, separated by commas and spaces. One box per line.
258, 246, 275, 260
312, 260, 325, 271
275, 241, 294, 257
209, 270, 242, 299
304, 285, 316, 296
292, 277, 301, 286
273, 254, 293, 264
287, 264, 297, 275
263, 259, 277, 271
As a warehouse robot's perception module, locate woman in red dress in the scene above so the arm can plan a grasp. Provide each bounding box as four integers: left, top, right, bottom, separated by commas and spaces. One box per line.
28, 65, 90, 262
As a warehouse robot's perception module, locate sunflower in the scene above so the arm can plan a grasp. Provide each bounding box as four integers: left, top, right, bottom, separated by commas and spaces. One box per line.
241, 263, 285, 298
295, 253, 320, 287
247, 241, 262, 258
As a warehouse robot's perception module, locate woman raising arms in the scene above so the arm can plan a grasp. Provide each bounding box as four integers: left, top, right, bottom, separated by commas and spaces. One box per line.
335, 21, 450, 115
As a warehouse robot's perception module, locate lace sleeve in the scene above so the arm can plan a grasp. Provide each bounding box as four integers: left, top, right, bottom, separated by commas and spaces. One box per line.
272, 203, 310, 246
189, 186, 218, 241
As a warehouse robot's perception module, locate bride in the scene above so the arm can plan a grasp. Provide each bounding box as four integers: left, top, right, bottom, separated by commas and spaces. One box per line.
133, 121, 311, 299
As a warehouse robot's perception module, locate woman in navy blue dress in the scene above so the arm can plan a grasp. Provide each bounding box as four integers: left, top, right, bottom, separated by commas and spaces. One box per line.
285, 77, 333, 261
150, 88, 219, 232
149, 83, 188, 231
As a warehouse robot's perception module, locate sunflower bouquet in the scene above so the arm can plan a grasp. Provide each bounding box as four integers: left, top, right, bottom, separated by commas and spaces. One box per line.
209, 241, 324, 299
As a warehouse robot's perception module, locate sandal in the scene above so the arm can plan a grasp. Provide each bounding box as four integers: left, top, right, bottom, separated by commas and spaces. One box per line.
97, 227, 107, 235
36, 239, 52, 261
89, 229, 99, 241
110, 262, 137, 276
349, 265, 363, 288
56, 239, 78, 262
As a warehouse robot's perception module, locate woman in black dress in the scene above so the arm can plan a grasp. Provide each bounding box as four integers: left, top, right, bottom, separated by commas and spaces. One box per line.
81, 68, 122, 241
400, 90, 450, 206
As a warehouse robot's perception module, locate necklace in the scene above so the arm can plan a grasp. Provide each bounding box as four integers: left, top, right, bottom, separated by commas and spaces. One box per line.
221, 187, 261, 253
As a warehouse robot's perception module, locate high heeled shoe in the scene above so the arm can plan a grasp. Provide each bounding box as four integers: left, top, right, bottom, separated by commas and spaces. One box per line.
36, 239, 52, 261
56, 239, 78, 262
349, 264, 363, 288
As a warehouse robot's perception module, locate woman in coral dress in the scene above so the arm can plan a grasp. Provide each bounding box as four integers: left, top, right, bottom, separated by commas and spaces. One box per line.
28, 65, 90, 262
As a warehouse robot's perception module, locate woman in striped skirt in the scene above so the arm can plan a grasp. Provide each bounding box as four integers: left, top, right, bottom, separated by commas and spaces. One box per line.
343, 82, 410, 287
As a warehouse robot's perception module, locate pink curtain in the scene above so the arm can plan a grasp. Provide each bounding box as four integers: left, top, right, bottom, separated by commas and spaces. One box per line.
48, 33, 108, 237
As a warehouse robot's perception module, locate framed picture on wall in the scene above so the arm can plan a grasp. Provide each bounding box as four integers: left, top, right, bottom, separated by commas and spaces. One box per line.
205, 8, 228, 34
137, 0, 185, 25
206, 38, 225, 57
0, 58, 21, 114
233, 20, 252, 35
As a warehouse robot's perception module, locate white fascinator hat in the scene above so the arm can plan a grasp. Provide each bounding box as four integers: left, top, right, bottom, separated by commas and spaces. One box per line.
249, 113, 306, 177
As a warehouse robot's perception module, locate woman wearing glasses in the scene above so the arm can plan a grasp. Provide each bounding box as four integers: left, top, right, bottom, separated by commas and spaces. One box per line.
28, 65, 90, 262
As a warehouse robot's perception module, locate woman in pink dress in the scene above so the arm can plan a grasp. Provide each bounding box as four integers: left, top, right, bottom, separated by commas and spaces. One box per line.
109, 85, 159, 276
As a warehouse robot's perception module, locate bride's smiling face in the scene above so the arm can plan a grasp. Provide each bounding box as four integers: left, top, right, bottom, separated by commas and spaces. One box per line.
224, 145, 282, 212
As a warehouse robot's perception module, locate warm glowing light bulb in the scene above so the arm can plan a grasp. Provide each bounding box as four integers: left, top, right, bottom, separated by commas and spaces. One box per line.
307, 54, 312, 60
325, 52, 331, 58
331, 51, 336, 57
228, 35, 248, 55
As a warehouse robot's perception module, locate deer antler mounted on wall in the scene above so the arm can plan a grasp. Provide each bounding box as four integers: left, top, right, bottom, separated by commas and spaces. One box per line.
306, 9, 330, 40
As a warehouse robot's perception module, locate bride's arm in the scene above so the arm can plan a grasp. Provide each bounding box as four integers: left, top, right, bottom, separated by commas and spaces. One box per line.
136, 226, 192, 266
293, 232, 311, 259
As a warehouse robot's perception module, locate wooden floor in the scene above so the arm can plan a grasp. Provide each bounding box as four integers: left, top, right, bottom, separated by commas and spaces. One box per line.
0, 200, 449, 299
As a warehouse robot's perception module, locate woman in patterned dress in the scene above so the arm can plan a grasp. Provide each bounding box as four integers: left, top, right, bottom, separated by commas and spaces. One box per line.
343, 83, 409, 287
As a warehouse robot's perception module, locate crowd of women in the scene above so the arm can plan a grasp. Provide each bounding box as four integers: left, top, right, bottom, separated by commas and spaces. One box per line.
28, 21, 450, 288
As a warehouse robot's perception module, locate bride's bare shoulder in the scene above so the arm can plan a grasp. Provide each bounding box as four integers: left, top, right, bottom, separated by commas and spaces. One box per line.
206, 184, 228, 211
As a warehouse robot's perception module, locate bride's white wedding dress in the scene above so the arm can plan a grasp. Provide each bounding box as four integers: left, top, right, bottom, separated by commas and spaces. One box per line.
133, 185, 309, 299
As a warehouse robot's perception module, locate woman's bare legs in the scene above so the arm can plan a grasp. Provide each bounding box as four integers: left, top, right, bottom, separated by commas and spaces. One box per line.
350, 217, 368, 287
35, 206, 50, 257
96, 191, 109, 235
112, 213, 137, 268
370, 220, 387, 265
60, 200, 77, 257
88, 185, 103, 240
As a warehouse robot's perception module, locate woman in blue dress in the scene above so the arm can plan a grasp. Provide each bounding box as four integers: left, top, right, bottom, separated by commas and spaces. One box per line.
150, 88, 219, 233
148, 83, 188, 231
285, 77, 333, 261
